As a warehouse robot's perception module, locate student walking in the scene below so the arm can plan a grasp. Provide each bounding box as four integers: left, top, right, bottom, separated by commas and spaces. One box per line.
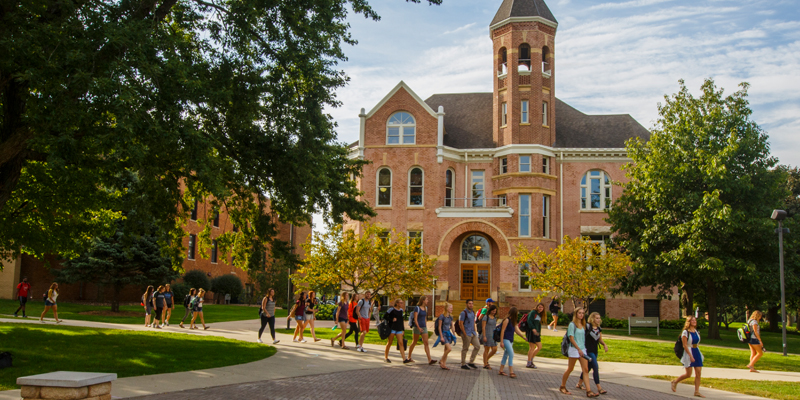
258, 288, 280, 344
357, 291, 373, 352
407, 296, 436, 365
179, 288, 196, 328
548, 296, 561, 331
458, 299, 480, 370
383, 298, 410, 363
344, 293, 361, 349
143, 286, 155, 327
671, 316, 705, 398
526, 303, 546, 368
480, 305, 499, 369
154, 286, 166, 329
331, 292, 350, 348
190, 288, 209, 330
163, 284, 174, 326
291, 292, 307, 343
39, 283, 61, 323
304, 291, 321, 342
475, 298, 494, 332
558, 307, 598, 397
14, 277, 31, 318
578, 312, 609, 394
437, 303, 456, 370
498, 307, 526, 378
746, 310, 764, 373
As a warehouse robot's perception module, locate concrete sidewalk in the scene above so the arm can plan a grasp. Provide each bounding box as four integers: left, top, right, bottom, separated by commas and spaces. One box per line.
1, 317, 791, 399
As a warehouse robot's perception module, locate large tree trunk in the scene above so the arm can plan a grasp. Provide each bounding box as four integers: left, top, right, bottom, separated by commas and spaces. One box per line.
111, 285, 121, 313
706, 278, 720, 339
768, 305, 780, 332
681, 284, 693, 318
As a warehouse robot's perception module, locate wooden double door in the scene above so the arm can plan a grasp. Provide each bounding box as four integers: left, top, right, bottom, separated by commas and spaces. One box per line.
460, 263, 490, 300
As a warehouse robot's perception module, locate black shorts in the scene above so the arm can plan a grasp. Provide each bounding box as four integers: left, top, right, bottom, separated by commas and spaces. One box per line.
19, 296, 28, 305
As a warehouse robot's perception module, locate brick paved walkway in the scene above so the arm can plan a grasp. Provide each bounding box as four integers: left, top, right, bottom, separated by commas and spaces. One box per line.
134, 363, 683, 400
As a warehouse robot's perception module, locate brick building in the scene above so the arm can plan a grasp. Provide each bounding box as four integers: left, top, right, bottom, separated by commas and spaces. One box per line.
346, 0, 679, 320
1, 198, 310, 304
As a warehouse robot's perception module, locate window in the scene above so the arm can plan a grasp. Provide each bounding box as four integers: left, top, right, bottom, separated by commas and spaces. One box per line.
543, 101, 549, 126
187, 234, 196, 260
543, 157, 550, 174
462, 235, 490, 262
407, 231, 423, 253
377, 168, 392, 206
409, 167, 424, 206
387, 112, 416, 144
519, 264, 531, 291
501, 103, 508, 126
233, 224, 239, 233
581, 171, 612, 210
542, 46, 551, 73
498, 194, 507, 206
520, 194, 531, 237
213, 211, 220, 227
518, 43, 531, 71
190, 200, 198, 220
445, 169, 454, 207
500, 157, 508, 174
520, 155, 531, 173
377, 230, 390, 243
543, 195, 551, 238
521, 100, 529, 124
644, 300, 661, 318
471, 170, 484, 207
498, 48, 508, 75
211, 240, 218, 263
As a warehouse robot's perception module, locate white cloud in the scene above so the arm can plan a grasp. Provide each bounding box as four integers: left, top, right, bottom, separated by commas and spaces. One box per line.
589, 0, 675, 11
443, 22, 477, 35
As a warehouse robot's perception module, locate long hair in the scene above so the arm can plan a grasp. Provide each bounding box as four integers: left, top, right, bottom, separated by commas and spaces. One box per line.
572, 307, 586, 328
486, 304, 498, 317
266, 288, 274, 301
165, 284, 171, 292
507, 307, 519, 326
683, 316, 696, 331
443, 302, 452, 317
535, 302, 546, 320
189, 288, 196, 296
156, 285, 164, 293
308, 290, 316, 300
49, 282, 59, 294
144, 285, 154, 298
587, 312, 602, 329
749, 310, 762, 322
197, 288, 206, 297
393, 298, 404, 308
418, 295, 428, 307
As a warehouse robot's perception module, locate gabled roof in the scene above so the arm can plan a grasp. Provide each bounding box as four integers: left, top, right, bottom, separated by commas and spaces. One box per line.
491, 0, 558, 27
425, 93, 495, 149
366, 81, 438, 120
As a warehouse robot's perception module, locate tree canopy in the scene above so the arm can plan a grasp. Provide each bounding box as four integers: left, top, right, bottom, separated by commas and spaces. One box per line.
0, 0, 441, 263
607, 79, 794, 338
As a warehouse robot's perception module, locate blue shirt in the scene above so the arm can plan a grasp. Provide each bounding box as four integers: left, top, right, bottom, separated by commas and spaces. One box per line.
459, 309, 476, 336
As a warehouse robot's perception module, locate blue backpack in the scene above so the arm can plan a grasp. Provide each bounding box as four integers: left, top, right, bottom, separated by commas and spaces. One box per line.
408, 306, 420, 328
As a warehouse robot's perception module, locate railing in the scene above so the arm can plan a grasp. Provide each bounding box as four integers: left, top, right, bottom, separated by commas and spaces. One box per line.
444, 197, 508, 208
498, 62, 508, 76
518, 59, 532, 72
542, 61, 552, 77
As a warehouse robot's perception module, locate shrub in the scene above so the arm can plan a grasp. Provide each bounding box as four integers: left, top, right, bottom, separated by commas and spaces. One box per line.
183, 270, 211, 292
171, 283, 191, 302
315, 304, 336, 320
211, 274, 244, 301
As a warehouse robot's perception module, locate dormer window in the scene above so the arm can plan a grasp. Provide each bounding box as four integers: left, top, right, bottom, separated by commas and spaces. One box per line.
519, 43, 531, 72
387, 112, 416, 144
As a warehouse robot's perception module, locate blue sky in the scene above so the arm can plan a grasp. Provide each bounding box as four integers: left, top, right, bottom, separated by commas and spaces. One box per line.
328, 0, 800, 165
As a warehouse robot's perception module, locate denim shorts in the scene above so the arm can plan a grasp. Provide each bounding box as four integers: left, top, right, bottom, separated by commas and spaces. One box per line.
295, 315, 305, 322
391, 330, 405, 335
45, 300, 55, 307
750, 337, 761, 345
337, 317, 349, 323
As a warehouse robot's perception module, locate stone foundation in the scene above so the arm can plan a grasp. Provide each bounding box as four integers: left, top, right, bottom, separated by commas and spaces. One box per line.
17, 372, 116, 400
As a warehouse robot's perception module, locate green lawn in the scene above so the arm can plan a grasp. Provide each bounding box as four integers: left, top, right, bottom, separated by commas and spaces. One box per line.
0, 323, 276, 391
0, 299, 286, 325
648, 375, 800, 400
604, 325, 800, 355
278, 327, 800, 372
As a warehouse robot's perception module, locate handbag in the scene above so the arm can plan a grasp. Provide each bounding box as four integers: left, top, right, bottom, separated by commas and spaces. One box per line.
288, 304, 297, 319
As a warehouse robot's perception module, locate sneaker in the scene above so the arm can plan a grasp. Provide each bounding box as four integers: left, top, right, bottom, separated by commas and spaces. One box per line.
273, 340, 280, 344
547, 326, 552, 330
385, 359, 392, 363
23, 315, 28, 318
468, 363, 478, 369
403, 359, 412, 364
40, 319, 45, 323
360, 348, 367, 353
526, 362, 534, 369
56, 320, 62, 324
293, 339, 299, 342
13, 313, 17, 317
203, 326, 209, 330
179, 323, 184, 328
155, 325, 162, 329
553, 328, 558, 332
165, 322, 170, 326
300, 339, 307, 343
461, 365, 470, 370
257, 338, 263, 343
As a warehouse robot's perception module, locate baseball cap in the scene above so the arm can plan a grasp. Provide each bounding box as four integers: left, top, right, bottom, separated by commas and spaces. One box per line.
486, 298, 494, 303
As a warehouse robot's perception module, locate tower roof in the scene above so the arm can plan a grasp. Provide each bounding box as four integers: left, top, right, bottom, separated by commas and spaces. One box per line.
490, 0, 557, 28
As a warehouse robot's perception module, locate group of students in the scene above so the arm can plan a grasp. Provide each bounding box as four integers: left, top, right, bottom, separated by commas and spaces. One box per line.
142, 285, 209, 330
12, 278, 62, 323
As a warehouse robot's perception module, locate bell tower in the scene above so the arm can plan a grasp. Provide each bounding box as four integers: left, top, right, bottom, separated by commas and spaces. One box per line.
490, 0, 557, 147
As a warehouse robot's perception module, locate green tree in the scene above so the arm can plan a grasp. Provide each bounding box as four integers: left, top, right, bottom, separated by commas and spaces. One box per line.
211, 274, 243, 304
182, 269, 212, 293
0, 0, 442, 263
57, 221, 180, 312
608, 79, 788, 339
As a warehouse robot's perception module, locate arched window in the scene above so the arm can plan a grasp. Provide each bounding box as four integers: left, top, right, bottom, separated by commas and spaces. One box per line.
445, 169, 455, 207
498, 47, 508, 75
542, 46, 551, 74
377, 168, 392, 206
461, 235, 491, 262
581, 170, 612, 210
409, 167, 424, 206
387, 112, 415, 144
518, 43, 531, 71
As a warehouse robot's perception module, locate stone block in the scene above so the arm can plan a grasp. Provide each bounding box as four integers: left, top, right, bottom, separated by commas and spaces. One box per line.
87, 383, 111, 397
20, 385, 40, 399
39, 386, 88, 400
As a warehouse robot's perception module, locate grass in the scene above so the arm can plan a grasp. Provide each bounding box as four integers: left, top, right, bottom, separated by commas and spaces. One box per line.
0, 299, 286, 325
604, 325, 800, 355
276, 326, 800, 372
0, 323, 276, 391
647, 375, 800, 400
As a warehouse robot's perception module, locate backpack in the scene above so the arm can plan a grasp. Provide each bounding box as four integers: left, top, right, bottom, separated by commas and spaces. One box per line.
378, 318, 391, 340
560, 331, 570, 357
737, 320, 754, 343
493, 320, 503, 343
184, 294, 192, 309
256, 296, 265, 316
476, 307, 487, 334
189, 296, 199, 308
518, 312, 530, 332
435, 316, 442, 336
454, 310, 466, 336
0, 352, 12, 369
674, 337, 684, 360
351, 303, 359, 320
408, 306, 420, 329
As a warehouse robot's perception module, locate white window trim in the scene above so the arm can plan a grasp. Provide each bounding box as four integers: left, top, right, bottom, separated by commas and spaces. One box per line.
445, 169, 455, 207
376, 167, 393, 207
471, 170, 485, 207
502, 103, 508, 126
519, 194, 531, 237
519, 264, 532, 292
407, 231, 423, 251
580, 170, 612, 210
521, 100, 529, 124
386, 111, 416, 145
499, 194, 507, 206
519, 155, 531, 173
187, 234, 196, 260
408, 167, 425, 207
543, 195, 551, 239
501, 157, 508, 174
542, 157, 549, 174
542, 101, 549, 126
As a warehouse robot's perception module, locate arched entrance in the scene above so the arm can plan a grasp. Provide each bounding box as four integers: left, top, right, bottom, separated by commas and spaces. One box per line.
460, 235, 491, 300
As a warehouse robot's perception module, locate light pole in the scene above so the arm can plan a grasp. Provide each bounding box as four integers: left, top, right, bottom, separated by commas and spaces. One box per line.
771, 209, 789, 357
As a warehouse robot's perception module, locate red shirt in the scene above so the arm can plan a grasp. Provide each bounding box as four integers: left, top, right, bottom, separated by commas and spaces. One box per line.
17, 282, 31, 297
348, 301, 359, 323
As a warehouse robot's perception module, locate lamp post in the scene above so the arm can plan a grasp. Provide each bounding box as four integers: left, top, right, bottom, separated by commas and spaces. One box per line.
771, 209, 789, 357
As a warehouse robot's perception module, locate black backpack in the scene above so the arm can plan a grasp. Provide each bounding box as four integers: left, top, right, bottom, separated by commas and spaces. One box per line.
674, 337, 684, 360
378, 319, 391, 340
0, 352, 11, 369
435, 316, 441, 336
256, 296, 265, 316
454, 310, 466, 336
184, 294, 192, 308
493, 320, 503, 343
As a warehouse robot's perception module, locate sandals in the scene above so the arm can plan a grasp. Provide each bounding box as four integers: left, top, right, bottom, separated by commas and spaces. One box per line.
509, 373, 517, 379
429, 360, 438, 365
440, 364, 450, 370
341, 345, 350, 350
586, 391, 599, 398
559, 386, 572, 395
483, 365, 492, 370
598, 390, 608, 395
671, 380, 677, 392
331, 338, 335, 347
694, 392, 705, 398
498, 371, 507, 376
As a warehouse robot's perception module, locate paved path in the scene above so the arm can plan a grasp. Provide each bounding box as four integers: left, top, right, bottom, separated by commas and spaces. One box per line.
0, 316, 790, 399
